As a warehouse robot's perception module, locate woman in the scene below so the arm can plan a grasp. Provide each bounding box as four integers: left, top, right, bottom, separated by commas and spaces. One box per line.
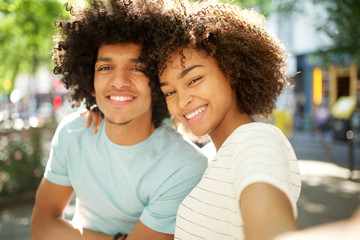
149, 1, 302, 239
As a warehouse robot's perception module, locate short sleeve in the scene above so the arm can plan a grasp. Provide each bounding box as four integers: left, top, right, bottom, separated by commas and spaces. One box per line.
44, 119, 72, 186
232, 127, 298, 216
140, 151, 207, 234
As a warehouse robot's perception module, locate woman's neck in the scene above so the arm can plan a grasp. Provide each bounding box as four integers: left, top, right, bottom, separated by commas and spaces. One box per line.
209, 112, 254, 151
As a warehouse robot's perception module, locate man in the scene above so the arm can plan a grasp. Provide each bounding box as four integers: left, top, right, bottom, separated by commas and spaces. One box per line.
30, 1, 207, 239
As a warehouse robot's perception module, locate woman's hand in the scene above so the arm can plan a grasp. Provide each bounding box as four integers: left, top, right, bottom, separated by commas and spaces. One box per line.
85, 110, 103, 133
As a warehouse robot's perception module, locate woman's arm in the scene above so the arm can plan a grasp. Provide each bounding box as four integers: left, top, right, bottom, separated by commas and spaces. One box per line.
273, 207, 360, 240
85, 110, 103, 133
240, 183, 300, 240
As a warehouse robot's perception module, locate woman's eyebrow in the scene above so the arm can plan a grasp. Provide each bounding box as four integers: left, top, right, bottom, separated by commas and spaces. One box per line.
179, 64, 203, 79
160, 64, 204, 87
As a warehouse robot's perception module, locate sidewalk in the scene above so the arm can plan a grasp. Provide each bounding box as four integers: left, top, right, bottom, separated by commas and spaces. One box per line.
1, 130, 359, 239
296, 160, 360, 228
289, 130, 360, 228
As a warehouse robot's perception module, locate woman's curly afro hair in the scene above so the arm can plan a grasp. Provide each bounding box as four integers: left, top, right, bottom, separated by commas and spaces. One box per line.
52, 0, 185, 127
149, 0, 290, 118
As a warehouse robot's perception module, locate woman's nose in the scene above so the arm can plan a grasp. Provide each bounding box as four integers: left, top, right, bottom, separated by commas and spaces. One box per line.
178, 90, 193, 109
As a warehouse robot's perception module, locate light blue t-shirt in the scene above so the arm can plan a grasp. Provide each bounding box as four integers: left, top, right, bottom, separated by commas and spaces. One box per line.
44, 112, 207, 235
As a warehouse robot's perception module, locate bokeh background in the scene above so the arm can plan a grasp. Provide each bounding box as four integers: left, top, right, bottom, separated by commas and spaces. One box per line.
0, 0, 359, 239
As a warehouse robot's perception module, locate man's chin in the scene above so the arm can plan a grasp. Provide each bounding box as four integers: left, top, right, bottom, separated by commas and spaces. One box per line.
105, 117, 132, 126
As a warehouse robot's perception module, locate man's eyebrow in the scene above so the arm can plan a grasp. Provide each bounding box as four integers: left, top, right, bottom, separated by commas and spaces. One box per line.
95, 57, 141, 63
179, 65, 203, 79
96, 57, 112, 62
129, 58, 142, 63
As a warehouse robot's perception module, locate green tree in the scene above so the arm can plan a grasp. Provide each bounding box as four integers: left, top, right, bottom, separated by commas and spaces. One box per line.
312, 0, 360, 64
232, 0, 273, 17
235, 0, 360, 64
271, 0, 360, 64
0, 0, 65, 95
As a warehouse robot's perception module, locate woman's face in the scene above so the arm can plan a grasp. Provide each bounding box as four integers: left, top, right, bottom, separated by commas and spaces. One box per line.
159, 48, 240, 137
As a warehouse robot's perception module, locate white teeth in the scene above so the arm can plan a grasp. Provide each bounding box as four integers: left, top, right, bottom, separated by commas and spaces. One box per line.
110, 96, 133, 101
185, 106, 206, 120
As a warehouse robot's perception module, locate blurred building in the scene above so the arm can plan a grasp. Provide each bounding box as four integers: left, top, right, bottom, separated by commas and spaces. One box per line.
266, 0, 359, 141
0, 68, 72, 130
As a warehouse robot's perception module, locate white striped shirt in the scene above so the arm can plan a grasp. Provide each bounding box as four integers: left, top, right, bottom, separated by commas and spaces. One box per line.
175, 122, 301, 240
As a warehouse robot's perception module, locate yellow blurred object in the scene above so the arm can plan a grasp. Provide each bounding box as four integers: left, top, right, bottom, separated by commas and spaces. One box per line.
313, 67, 322, 105
272, 109, 294, 138
331, 96, 356, 120
2, 79, 11, 91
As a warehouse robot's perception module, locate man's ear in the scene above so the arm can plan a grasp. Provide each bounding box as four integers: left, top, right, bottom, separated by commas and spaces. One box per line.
91, 91, 95, 97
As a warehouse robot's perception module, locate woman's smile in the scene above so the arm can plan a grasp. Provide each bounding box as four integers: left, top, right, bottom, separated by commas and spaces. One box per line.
183, 104, 208, 123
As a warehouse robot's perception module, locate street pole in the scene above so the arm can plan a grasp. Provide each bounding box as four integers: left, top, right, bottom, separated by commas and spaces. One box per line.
346, 130, 354, 179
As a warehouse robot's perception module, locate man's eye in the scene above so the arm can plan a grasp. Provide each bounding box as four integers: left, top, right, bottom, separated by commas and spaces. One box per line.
133, 68, 145, 72
99, 66, 111, 71
131, 63, 146, 72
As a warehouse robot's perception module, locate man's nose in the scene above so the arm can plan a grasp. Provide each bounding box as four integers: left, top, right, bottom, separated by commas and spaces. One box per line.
111, 69, 131, 88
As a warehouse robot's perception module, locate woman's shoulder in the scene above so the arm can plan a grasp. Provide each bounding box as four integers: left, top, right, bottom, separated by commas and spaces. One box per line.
220, 122, 288, 153
234, 122, 286, 139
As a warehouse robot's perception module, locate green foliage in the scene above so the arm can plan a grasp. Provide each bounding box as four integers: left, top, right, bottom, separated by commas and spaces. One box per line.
0, 129, 41, 195
0, 0, 65, 94
233, 0, 360, 64
0, 126, 56, 197
312, 0, 360, 64
272, 0, 360, 65
232, 0, 273, 17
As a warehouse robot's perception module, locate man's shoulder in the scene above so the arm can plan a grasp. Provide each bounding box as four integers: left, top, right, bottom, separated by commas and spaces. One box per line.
58, 110, 87, 127
156, 124, 208, 165
55, 110, 90, 137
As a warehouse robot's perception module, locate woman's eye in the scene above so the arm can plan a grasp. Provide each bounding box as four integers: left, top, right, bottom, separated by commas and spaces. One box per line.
164, 91, 175, 97
189, 77, 202, 85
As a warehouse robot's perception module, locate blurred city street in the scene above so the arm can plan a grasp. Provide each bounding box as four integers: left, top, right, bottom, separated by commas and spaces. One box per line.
0, 129, 359, 240
1, 0, 360, 239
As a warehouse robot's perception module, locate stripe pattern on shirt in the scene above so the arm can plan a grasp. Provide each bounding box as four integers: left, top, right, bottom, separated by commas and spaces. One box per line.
174, 122, 301, 240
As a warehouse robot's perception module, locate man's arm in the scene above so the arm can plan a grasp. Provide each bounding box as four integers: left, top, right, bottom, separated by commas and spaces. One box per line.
127, 221, 173, 240
31, 178, 172, 240
31, 178, 113, 240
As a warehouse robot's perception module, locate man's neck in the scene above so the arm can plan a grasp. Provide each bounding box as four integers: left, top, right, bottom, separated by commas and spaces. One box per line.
104, 118, 156, 146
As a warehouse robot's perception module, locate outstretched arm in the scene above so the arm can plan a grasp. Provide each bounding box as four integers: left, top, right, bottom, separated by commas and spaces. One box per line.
240, 183, 300, 240
31, 178, 113, 240
272, 207, 360, 240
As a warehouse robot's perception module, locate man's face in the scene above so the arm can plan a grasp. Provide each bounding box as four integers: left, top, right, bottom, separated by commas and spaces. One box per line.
93, 43, 152, 127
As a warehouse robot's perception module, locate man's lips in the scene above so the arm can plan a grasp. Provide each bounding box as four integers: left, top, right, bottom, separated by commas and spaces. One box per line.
108, 95, 134, 101
107, 93, 135, 105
